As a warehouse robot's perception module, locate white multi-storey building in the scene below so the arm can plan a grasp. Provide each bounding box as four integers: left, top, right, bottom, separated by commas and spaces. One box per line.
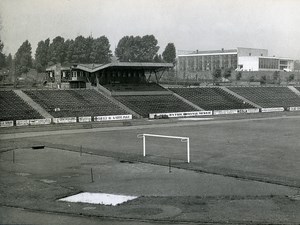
177, 47, 294, 76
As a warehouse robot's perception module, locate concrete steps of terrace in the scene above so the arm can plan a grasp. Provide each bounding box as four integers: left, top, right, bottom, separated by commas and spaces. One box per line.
288, 86, 300, 97
13, 90, 53, 119
93, 86, 142, 119
172, 93, 204, 111
220, 86, 262, 108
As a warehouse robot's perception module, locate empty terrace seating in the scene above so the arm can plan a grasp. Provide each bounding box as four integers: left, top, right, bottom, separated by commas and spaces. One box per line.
170, 87, 254, 110
24, 89, 127, 118
114, 94, 196, 117
0, 90, 42, 121
228, 87, 300, 108
104, 83, 167, 92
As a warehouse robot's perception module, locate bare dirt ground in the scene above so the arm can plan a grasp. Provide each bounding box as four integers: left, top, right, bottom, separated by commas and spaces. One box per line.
0, 113, 300, 224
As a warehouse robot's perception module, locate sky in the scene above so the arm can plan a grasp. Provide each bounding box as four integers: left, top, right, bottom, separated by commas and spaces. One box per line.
0, 0, 300, 59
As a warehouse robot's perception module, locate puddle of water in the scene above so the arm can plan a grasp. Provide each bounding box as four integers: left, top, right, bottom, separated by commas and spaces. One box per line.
59, 192, 138, 206
83, 206, 96, 210
289, 195, 300, 201
40, 179, 56, 184
15, 172, 31, 176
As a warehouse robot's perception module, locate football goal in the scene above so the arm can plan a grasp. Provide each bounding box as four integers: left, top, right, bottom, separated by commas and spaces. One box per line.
137, 133, 190, 163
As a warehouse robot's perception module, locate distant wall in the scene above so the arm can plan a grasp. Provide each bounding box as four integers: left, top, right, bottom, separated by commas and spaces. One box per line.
175, 69, 300, 84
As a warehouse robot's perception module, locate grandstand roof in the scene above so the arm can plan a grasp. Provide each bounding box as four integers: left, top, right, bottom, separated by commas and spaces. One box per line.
72, 62, 174, 73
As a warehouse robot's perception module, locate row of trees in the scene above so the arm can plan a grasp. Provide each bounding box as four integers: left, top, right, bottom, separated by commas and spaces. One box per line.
0, 34, 177, 76
35, 35, 112, 72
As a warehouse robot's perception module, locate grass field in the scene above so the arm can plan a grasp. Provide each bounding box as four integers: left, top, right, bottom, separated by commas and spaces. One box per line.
0, 114, 300, 224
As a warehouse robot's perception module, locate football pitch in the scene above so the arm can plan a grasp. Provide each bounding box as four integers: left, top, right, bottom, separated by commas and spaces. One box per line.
0, 115, 300, 224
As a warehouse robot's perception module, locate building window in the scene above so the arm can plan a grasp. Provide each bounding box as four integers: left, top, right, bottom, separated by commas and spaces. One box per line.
72, 71, 77, 77
259, 58, 279, 69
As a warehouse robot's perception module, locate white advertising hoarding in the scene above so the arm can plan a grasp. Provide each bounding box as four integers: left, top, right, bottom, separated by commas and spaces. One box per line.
94, 115, 132, 122
79, 116, 92, 123
0, 121, 14, 127
261, 107, 284, 113
53, 117, 77, 123
16, 120, 30, 126
288, 107, 300, 111
149, 111, 212, 119
214, 108, 260, 115
29, 118, 52, 125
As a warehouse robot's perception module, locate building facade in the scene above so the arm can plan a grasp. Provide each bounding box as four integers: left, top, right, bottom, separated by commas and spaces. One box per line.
177, 47, 294, 79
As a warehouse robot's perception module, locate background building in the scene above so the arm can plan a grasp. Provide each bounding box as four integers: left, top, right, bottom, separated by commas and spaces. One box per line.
177, 47, 294, 80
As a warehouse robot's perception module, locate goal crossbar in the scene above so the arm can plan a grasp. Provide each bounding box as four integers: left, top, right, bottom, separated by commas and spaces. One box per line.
137, 133, 190, 163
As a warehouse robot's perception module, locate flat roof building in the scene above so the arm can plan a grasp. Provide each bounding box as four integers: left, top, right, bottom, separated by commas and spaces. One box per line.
177, 47, 294, 79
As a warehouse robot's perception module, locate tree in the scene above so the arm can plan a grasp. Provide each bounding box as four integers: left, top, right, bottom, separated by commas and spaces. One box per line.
115, 35, 159, 62
162, 43, 176, 64
249, 75, 255, 82
260, 75, 267, 85
89, 36, 112, 63
139, 35, 159, 62
48, 36, 65, 64
236, 71, 242, 81
212, 68, 222, 84
6, 53, 12, 68
273, 71, 280, 84
71, 35, 88, 63
153, 54, 163, 63
287, 74, 295, 83
223, 68, 232, 79
64, 39, 74, 63
15, 40, 32, 75
35, 38, 50, 72
0, 39, 6, 69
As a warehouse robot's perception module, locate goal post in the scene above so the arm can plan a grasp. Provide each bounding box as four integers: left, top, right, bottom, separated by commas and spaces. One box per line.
137, 133, 190, 163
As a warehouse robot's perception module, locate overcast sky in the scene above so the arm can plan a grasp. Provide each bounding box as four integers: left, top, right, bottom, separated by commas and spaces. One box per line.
1, 0, 300, 59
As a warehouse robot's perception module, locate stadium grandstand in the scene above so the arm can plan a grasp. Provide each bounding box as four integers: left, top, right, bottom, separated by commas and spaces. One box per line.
1, 61, 300, 126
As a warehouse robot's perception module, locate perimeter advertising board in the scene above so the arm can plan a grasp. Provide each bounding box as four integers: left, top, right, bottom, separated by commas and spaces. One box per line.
149, 111, 212, 119
94, 115, 132, 122
0, 121, 14, 128
261, 107, 284, 113
53, 117, 77, 123
29, 118, 52, 125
